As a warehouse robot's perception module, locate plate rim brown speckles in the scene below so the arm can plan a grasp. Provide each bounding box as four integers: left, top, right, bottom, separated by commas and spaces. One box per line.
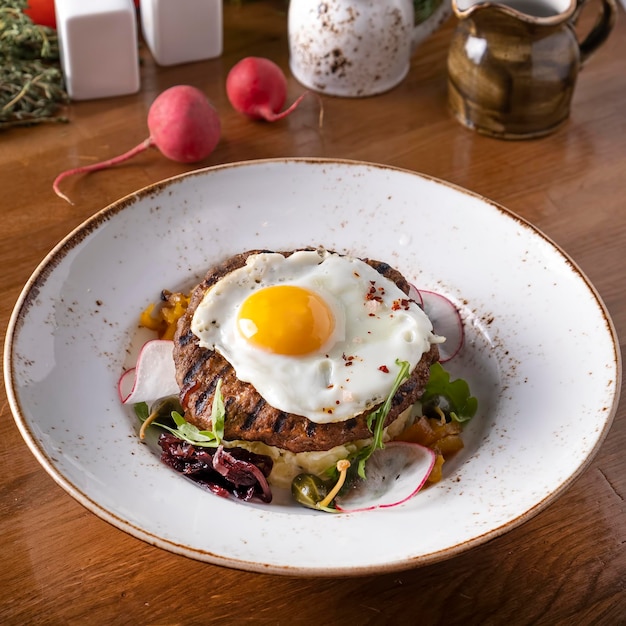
3, 157, 621, 576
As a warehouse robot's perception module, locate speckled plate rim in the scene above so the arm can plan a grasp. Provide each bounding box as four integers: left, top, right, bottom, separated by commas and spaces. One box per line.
3, 158, 621, 576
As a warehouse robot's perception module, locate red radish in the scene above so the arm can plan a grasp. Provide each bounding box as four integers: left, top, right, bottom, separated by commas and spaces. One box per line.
407, 283, 424, 308
419, 290, 465, 363
226, 56, 312, 122
53, 85, 221, 204
335, 442, 436, 512
118, 339, 179, 405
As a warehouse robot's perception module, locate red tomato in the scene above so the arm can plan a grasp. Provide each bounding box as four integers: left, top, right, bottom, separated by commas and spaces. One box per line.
24, 0, 57, 30
24, 0, 140, 30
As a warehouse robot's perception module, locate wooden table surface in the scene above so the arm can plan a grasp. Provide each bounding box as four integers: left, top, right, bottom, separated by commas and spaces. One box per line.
1, 3, 625, 624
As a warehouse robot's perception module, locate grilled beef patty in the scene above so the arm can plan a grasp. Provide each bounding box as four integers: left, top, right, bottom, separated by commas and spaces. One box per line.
173, 250, 439, 454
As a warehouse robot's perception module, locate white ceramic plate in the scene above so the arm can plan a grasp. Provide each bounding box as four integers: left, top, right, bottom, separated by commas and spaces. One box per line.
4, 159, 620, 576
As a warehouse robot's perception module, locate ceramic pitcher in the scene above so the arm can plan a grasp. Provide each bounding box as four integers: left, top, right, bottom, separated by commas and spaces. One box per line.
447, 0, 617, 138
288, 0, 452, 98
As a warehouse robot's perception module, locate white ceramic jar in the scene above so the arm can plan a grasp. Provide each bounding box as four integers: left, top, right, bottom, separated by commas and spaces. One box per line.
140, 0, 223, 66
55, 0, 140, 100
288, 0, 451, 97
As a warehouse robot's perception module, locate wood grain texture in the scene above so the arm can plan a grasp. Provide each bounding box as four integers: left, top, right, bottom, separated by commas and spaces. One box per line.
1, 3, 625, 624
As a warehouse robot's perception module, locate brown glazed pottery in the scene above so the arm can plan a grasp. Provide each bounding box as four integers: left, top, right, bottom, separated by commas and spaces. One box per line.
447, 0, 617, 139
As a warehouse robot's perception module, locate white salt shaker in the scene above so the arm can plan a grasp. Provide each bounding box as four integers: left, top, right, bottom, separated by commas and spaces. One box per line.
140, 0, 223, 66
54, 0, 140, 100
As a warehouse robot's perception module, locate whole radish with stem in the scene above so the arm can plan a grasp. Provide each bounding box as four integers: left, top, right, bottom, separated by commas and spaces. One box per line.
226, 56, 322, 125
53, 85, 221, 204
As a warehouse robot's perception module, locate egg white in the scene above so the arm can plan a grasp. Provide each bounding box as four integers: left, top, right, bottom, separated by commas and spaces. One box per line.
191, 249, 440, 423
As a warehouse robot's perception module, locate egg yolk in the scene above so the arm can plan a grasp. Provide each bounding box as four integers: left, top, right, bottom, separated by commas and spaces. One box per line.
237, 285, 335, 355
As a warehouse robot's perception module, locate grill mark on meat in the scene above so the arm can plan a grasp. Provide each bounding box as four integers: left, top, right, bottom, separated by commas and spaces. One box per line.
196, 362, 235, 414
273, 412, 288, 433
344, 417, 357, 431
195, 390, 210, 415
393, 379, 417, 406
212, 362, 231, 390
173, 249, 439, 454
177, 329, 196, 347
241, 397, 267, 431
180, 380, 199, 410
183, 349, 212, 387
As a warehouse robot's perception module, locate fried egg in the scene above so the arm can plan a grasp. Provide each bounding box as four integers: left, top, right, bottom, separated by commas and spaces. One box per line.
190, 249, 441, 423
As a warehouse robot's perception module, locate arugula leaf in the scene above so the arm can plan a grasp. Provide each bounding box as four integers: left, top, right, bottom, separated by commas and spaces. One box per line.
210, 378, 225, 443
316, 359, 477, 510
352, 359, 411, 479
420, 362, 477, 422
134, 379, 226, 447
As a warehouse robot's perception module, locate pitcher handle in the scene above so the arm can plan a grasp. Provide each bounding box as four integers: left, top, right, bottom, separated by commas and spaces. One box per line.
573, 0, 618, 66
412, 0, 453, 51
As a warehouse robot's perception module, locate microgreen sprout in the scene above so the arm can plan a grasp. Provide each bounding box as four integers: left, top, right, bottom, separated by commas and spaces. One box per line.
135, 379, 225, 447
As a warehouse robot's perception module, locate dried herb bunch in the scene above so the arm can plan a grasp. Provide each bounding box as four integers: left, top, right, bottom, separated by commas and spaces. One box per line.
1, 0, 68, 129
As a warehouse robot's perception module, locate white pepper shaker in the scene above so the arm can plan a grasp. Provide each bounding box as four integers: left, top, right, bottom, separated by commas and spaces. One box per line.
54, 0, 140, 101
139, 0, 223, 66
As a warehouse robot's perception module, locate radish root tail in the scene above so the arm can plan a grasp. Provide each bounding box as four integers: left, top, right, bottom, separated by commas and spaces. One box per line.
53, 137, 155, 205
262, 93, 308, 122
263, 91, 324, 128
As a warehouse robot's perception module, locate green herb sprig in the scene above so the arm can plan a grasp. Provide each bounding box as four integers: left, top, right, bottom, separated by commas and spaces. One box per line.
136, 380, 226, 448
324, 359, 411, 487
0, 0, 68, 129
356, 359, 411, 478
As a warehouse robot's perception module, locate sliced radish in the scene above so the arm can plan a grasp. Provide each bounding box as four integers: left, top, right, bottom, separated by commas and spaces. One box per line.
407, 283, 424, 307
335, 442, 436, 512
117, 368, 137, 402
118, 339, 179, 404
419, 290, 464, 362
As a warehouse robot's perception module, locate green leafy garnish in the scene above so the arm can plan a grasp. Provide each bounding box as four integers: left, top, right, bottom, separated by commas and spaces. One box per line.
340, 359, 411, 481
308, 360, 477, 512
420, 362, 477, 423
134, 401, 150, 422
209, 379, 225, 442
135, 379, 226, 447
318, 359, 410, 508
